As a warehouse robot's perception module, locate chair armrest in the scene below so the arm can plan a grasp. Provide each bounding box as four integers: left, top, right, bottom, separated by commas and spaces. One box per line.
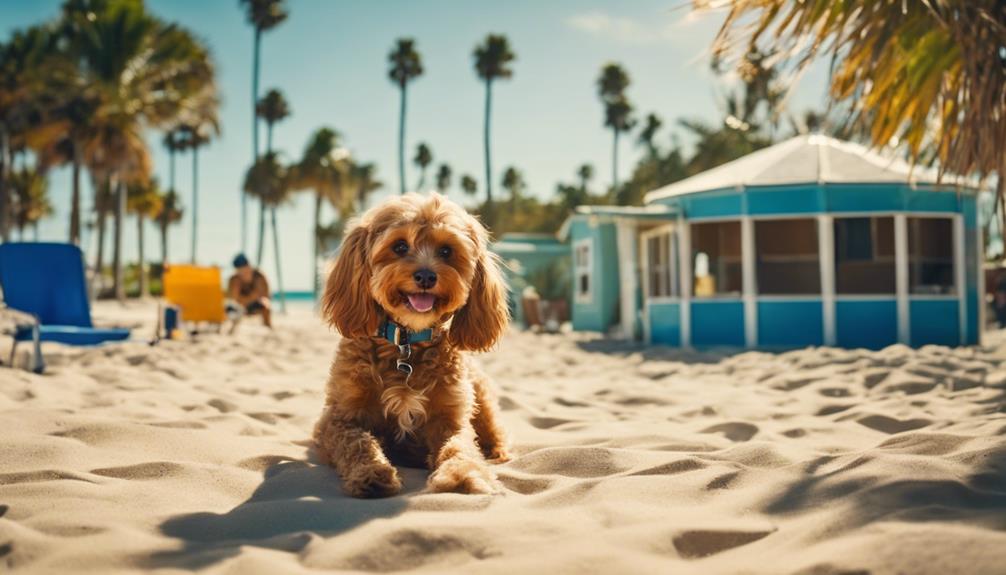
0, 305, 40, 334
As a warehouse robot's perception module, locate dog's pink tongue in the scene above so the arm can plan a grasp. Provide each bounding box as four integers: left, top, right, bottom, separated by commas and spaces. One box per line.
407, 293, 436, 312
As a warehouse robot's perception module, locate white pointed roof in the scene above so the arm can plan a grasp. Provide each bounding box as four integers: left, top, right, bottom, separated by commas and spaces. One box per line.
644, 134, 979, 204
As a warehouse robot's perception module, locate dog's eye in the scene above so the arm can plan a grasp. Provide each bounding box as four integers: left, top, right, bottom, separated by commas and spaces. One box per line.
437, 246, 452, 259
392, 240, 409, 256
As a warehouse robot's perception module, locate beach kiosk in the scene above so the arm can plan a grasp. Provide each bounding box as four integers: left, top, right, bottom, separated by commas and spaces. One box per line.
565, 135, 985, 349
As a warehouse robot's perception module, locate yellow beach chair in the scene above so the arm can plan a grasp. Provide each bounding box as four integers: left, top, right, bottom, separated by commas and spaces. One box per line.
161, 265, 227, 337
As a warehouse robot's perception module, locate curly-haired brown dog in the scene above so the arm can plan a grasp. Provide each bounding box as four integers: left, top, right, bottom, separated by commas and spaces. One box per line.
313, 192, 511, 497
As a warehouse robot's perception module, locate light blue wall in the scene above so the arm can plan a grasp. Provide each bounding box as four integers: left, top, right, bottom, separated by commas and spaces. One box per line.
653, 184, 969, 219
569, 218, 620, 333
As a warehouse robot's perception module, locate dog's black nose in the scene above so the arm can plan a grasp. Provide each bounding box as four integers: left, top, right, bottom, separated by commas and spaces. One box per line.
413, 269, 437, 289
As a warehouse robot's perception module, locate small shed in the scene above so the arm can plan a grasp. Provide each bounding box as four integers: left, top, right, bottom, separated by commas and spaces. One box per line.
492, 233, 570, 326
565, 135, 986, 349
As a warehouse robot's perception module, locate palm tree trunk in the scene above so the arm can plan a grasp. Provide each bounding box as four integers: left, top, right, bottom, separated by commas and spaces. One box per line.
0, 131, 9, 243
70, 142, 82, 245
190, 146, 199, 264
612, 128, 620, 192
137, 212, 147, 297
112, 176, 126, 301
169, 145, 176, 193
256, 123, 273, 266
159, 218, 168, 268
313, 192, 322, 297
33, 222, 39, 241
398, 82, 408, 195
483, 79, 496, 228
246, 27, 262, 253
271, 207, 286, 313
416, 168, 426, 192
94, 204, 107, 297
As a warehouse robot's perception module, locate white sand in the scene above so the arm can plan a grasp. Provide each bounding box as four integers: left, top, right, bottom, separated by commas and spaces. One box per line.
1, 301, 1005, 574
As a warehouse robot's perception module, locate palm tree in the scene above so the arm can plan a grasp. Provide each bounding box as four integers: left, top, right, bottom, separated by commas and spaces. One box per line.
460, 174, 478, 197
68, 1, 213, 300
435, 163, 452, 193
388, 38, 423, 195
243, 151, 290, 311
597, 63, 634, 192
638, 113, 662, 158
254, 87, 290, 264
576, 163, 594, 193
155, 189, 183, 267
349, 161, 381, 212
240, 0, 287, 252
708, 0, 1006, 227
162, 127, 187, 214
179, 86, 220, 264
0, 25, 61, 242
291, 127, 350, 297
127, 179, 163, 297
473, 34, 515, 227
501, 166, 524, 214
412, 142, 432, 191
10, 165, 52, 240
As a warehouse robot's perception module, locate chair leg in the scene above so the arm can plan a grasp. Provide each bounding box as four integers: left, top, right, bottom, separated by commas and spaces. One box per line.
31, 325, 44, 374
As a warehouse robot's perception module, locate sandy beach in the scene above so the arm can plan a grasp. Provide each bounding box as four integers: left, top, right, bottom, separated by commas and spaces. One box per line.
1, 301, 1005, 574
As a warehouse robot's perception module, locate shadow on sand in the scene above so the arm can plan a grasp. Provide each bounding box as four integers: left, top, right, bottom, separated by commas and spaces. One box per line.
762, 437, 1006, 532
147, 451, 425, 570
574, 337, 743, 364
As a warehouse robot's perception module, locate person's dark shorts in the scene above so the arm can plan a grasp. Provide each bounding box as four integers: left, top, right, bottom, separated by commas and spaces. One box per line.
226, 301, 265, 316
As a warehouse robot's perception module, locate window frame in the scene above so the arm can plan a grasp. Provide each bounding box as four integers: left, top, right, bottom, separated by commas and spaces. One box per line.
641, 224, 679, 301
690, 219, 743, 299
573, 238, 594, 304
832, 215, 897, 297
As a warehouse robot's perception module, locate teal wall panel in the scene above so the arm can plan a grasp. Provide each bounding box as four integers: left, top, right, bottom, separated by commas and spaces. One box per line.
757, 300, 824, 347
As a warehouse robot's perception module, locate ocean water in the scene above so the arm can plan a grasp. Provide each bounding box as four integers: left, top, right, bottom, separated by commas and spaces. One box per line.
273, 291, 317, 311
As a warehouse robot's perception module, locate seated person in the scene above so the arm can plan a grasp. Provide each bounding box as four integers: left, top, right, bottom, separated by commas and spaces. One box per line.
227, 254, 272, 329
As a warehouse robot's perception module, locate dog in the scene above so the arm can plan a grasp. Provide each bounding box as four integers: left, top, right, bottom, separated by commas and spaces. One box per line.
313, 192, 511, 497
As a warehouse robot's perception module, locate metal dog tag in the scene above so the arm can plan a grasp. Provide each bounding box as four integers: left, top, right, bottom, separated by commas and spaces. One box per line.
396, 359, 413, 376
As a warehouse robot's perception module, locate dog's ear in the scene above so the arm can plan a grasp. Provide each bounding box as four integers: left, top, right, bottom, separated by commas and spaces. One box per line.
322, 223, 380, 338
449, 248, 510, 351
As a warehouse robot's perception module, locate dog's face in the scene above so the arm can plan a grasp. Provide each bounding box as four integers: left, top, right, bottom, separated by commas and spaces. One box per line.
323, 192, 509, 351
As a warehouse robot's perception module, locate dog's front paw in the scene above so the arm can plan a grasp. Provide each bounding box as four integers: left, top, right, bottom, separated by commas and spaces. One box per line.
428, 457, 501, 495
343, 464, 402, 498
486, 447, 512, 464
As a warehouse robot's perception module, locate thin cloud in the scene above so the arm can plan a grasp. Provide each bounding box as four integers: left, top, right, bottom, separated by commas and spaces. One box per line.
566, 10, 676, 44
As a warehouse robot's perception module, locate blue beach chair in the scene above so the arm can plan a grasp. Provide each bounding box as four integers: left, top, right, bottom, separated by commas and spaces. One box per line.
0, 243, 131, 373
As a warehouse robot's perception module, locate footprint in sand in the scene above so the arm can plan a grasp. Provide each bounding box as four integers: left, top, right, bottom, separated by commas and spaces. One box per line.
700, 422, 759, 442
856, 414, 932, 434
207, 398, 238, 413
496, 473, 553, 495
672, 528, 774, 559
0, 469, 96, 485
706, 470, 742, 490
816, 404, 855, 416
630, 458, 707, 477
91, 461, 187, 480
528, 416, 572, 430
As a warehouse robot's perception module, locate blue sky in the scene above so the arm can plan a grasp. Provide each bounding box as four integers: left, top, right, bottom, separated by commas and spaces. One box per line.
2, 0, 827, 290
